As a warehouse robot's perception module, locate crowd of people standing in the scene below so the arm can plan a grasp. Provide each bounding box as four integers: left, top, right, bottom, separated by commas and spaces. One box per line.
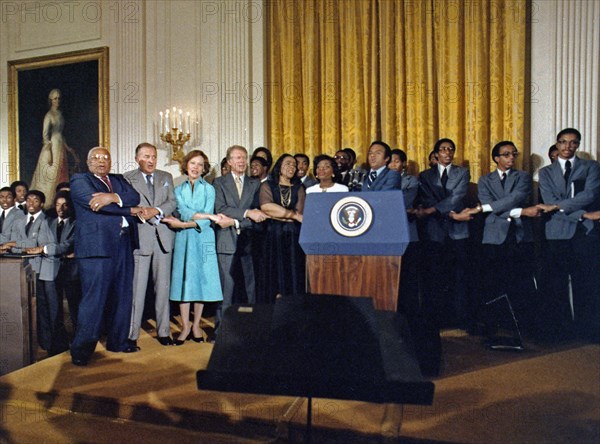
1, 128, 598, 374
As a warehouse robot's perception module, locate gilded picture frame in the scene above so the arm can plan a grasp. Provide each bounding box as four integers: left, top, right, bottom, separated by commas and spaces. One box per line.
7, 47, 109, 188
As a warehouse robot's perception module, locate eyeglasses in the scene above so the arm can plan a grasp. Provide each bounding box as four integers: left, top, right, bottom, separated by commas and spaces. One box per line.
557, 140, 580, 147
438, 146, 456, 152
90, 154, 110, 161
498, 151, 519, 158
334, 155, 349, 160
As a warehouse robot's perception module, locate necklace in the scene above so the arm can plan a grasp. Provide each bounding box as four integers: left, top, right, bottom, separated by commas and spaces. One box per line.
279, 185, 292, 208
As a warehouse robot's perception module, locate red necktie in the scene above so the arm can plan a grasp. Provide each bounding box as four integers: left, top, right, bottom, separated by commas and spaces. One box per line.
100, 175, 113, 192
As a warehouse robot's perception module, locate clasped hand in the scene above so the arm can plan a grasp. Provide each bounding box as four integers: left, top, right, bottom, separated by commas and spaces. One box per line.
161, 213, 236, 229
0, 241, 16, 252
209, 213, 236, 227
89, 192, 116, 211
246, 209, 269, 223
131, 206, 160, 221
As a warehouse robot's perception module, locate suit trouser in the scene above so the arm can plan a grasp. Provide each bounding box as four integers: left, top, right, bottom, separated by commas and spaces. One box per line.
216, 251, 256, 326
55, 265, 81, 335
542, 226, 600, 341
398, 241, 421, 319
422, 238, 471, 328
129, 242, 172, 340
36, 277, 69, 354
71, 232, 134, 360
481, 236, 537, 334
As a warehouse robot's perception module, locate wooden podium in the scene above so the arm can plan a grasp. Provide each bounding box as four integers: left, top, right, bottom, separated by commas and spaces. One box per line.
300, 191, 408, 311
0, 257, 36, 375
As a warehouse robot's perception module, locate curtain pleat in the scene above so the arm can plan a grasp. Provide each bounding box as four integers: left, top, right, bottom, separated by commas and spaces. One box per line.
266, 0, 526, 181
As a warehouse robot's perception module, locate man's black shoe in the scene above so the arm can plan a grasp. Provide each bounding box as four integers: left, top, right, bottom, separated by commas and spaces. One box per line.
71, 357, 88, 366
157, 336, 174, 346
123, 340, 141, 353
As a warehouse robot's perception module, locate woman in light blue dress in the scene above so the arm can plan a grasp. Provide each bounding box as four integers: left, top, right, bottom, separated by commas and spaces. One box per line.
162, 150, 223, 344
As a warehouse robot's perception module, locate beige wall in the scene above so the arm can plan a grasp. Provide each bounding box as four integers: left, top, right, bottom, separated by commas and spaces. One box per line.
0, 0, 266, 184
1, 0, 598, 186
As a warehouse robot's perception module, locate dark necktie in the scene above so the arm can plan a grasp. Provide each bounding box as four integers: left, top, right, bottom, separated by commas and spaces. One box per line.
57, 219, 65, 241
146, 174, 155, 203
368, 171, 377, 188
0, 210, 5, 232
500, 171, 507, 188
100, 175, 113, 192
18, 203, 26, 214
25, 215, 34, 236
564, 160, 572, 188
441, 168, 448, 190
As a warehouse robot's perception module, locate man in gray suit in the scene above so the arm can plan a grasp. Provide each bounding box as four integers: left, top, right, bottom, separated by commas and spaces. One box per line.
124, 143, 176, 347
213, 145, 268, 328
416, 138, 472, 330
468, 142, 542, 335
1, 190, 70, 354
413, 138, 472, 374
0, 187, 26, 241
538, 128, 600, 342
46, 191, 80, 337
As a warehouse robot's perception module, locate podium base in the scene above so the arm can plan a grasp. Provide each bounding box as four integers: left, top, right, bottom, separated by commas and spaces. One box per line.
306, 255, 401, 311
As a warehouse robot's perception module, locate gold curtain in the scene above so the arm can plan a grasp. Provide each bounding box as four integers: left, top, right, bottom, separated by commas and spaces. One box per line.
266, 0, 526, 181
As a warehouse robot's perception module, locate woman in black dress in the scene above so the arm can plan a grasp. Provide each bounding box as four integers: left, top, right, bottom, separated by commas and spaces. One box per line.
257, 154, 305, 303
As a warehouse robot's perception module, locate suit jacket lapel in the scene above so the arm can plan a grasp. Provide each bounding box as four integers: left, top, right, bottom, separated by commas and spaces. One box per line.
134, 170, 153, 205
372, 168, 387, 189
240, 175, 253, 205
550, 161, 566, 192
569, 158, 584, 182
445, 166, 460, 190
490, 172, 504, 198
432, 167, 442, 188
154, 171, 166, 204
427, 168, 445, 200
32, 213, 45, 236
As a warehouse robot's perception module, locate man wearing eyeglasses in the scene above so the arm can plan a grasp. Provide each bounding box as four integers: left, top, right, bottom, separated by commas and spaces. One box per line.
334, 150, 352, 186
414, 138, 470, 375
537, 128, 600, 342
69, 147, 141, 366
461, 141, 542, 339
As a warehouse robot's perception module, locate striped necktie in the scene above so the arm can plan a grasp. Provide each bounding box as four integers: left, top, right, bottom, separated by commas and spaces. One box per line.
100, 175, 113, 192
368, 171, 377, 188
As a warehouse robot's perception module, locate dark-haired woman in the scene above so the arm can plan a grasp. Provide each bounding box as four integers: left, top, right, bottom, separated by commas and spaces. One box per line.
252, 147, 273, 172
305, 154, 349, 194
257, 154, 305, 303
162, 150, 223, 344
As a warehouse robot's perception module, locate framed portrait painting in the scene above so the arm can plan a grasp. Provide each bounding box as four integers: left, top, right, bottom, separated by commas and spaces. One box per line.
7, 46, 109, 204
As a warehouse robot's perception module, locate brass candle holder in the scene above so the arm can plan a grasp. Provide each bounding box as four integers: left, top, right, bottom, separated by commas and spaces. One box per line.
160, 127, 190, 163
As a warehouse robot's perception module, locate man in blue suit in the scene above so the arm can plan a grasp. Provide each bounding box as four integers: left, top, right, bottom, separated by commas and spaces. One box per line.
538, 128, 600, 342
361, 141, 402, 191
69, 147, 141, 365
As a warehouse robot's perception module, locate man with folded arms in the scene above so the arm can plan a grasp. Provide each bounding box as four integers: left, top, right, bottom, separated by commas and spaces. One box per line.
69, 147, 141, 365
537, 128, 600, 342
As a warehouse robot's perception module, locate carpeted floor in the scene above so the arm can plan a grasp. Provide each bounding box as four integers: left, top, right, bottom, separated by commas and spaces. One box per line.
1, 321, 599, 443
